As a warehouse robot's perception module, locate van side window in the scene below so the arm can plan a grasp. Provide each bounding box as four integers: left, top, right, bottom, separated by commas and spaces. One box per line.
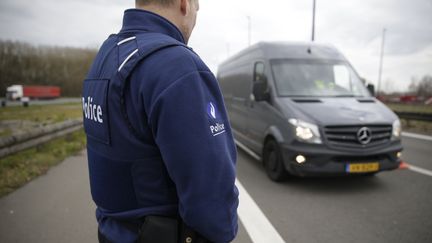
254, 62, 265, 82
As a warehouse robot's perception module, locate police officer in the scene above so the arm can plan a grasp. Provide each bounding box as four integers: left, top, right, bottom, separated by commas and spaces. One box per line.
82, 0, 239, 242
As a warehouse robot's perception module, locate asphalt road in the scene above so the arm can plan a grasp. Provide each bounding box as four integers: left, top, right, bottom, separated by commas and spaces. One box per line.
0, 150, 97, 243
236, 135, 432, 243
0, 150, 252, 243
0, 135, 431, 243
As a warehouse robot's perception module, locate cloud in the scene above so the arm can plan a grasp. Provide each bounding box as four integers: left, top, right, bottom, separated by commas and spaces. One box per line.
317, 0, 432, 55
0, 0, 130, 47
0, 0, 431, 92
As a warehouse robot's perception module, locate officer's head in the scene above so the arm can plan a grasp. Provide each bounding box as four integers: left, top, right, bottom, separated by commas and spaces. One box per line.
135, 0, 200, 44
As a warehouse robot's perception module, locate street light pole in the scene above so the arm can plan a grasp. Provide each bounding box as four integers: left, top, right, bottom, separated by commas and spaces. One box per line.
312, 0, 316, 41
247, 16, 251, 46
377, 28, 386, 96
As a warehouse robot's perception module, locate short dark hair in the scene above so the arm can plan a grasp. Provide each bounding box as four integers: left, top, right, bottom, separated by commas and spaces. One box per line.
136, 0, 176, 6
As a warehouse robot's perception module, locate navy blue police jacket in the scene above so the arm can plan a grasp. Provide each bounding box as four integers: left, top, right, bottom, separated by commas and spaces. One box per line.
82, 9, 239, 243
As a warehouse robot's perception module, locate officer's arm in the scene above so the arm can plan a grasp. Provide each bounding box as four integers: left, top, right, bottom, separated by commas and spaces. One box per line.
148, 70, 239, 243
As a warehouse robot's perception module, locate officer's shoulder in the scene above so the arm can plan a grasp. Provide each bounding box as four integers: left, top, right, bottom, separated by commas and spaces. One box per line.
132, 40, 213, 96
149, 44, 208, 74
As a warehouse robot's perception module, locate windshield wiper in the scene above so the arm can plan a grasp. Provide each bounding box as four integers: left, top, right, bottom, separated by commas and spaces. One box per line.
285, 95, 313, 97
332, 95, 358, 97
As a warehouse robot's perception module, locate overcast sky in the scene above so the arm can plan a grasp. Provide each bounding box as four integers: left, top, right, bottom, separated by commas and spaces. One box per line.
1, 0, 431, 92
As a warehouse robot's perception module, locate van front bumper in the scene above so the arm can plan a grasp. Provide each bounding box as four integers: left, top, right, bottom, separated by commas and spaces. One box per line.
280, 141, 403, 176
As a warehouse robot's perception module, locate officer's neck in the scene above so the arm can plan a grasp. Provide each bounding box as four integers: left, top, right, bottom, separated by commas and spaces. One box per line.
135, 4, 188, 43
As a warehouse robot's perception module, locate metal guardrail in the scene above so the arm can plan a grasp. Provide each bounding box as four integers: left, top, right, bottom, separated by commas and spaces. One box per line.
395, 112, 432, 122
0, 119, 83, 158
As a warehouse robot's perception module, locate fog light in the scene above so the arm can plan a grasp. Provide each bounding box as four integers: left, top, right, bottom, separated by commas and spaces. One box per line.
296, 155, 306, 164
397, 152, 402, 158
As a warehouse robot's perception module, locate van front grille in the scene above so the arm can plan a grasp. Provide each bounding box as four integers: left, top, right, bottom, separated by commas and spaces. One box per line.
323, 125, 392, 149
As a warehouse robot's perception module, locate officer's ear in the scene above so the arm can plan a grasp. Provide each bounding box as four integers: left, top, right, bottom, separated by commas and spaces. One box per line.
179, 0, 190, 16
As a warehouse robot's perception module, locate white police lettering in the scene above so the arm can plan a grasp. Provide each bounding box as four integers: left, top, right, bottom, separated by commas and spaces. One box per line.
82, 96, 103, 124
210, 123, 225, 135
207, 102, 226, 137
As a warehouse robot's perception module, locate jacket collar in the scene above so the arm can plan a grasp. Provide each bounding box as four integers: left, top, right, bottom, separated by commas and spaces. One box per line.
120, 9, 185, 44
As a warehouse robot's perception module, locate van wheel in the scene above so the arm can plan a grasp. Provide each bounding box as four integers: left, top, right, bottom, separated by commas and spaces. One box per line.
263, 140, 288, 182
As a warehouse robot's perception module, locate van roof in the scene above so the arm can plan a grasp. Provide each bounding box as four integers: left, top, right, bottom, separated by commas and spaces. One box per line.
220, 42, 347, 67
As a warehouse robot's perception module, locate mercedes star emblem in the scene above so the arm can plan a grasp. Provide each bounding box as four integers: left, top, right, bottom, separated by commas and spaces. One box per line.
357, 127, 372, 145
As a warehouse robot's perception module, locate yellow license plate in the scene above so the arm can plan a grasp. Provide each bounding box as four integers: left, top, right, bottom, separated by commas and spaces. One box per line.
346, 163, 379, 173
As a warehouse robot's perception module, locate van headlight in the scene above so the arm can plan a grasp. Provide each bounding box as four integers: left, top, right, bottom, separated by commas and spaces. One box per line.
289, 119, 322, 144
391, 119, 401, 140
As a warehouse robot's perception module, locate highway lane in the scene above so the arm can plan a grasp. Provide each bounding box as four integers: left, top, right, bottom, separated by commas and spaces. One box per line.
236, 136, 432, 243
0, 134, 430, 243
401, 135, 432, 171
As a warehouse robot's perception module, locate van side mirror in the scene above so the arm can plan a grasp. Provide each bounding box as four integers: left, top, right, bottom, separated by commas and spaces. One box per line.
253, 78, 270, 102
367, 84, 375, 96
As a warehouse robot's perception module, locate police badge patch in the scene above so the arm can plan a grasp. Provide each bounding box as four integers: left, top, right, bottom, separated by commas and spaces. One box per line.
207, 102, 226, 137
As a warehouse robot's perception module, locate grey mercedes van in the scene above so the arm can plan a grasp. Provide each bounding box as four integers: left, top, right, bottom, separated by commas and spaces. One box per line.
217, 42, 403, 181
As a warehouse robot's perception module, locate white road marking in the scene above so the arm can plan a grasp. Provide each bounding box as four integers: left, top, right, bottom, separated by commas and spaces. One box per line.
235, 139, 285, 241
407, 164, 432, 177
234, 139, 261, 161
402, 132, 432, 142
236, 179, 286, 243
400, 133, 432, 177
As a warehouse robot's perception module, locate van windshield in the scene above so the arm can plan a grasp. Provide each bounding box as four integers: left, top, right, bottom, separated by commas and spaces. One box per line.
270, 59, 370, 97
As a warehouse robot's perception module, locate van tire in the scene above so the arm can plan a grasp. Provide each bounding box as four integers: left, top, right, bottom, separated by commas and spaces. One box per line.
263, 140, 288, 182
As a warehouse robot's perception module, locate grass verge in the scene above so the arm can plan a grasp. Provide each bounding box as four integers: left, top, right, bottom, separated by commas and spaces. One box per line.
385, 103, 432, 136
0, 129, 86, 198
386, 103, 432, 114
0, 103, 83, 125
400, 119, 432, 136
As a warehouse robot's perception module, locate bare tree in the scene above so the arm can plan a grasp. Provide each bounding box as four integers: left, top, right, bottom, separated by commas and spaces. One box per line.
0, 40, 97, 97
408, 75, 432, 97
